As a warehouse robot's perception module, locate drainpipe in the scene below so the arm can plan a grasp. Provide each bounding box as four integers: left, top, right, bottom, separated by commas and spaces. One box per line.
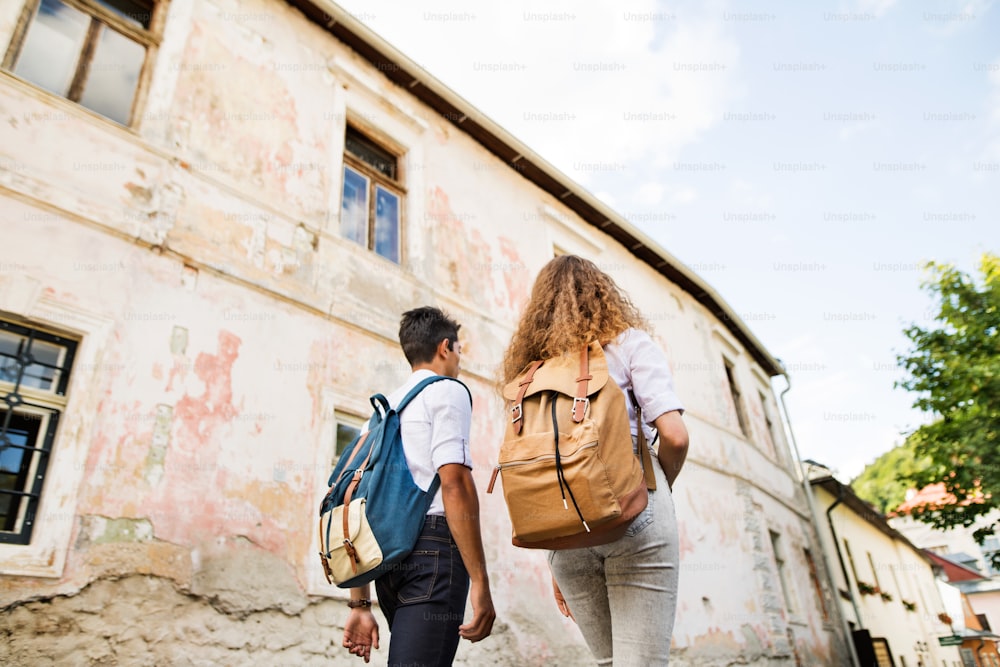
825, 486, 864, 631
777, 368, 862, 667
974, 638, 984, 666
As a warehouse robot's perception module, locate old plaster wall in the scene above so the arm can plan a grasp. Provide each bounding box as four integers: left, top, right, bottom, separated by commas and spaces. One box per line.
1, 0, 848, 664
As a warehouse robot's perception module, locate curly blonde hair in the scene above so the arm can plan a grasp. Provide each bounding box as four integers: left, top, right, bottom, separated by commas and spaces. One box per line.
500, 255, 648, 386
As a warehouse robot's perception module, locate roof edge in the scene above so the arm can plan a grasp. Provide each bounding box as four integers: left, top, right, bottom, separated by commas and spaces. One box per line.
289, 0, 784, 377
812, 476, 933, 562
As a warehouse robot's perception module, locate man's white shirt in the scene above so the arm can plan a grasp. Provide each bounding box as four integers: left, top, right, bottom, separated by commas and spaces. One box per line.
383, 370, 472, 516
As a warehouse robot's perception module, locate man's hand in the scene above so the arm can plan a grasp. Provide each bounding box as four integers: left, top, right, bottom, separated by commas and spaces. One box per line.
439, 463, 496, 643
343, 609, 380, 663
459, 579, 496, 642
551, 574, 575, 622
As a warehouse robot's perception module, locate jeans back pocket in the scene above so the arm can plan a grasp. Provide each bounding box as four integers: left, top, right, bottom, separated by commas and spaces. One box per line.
624, 496, 654, 538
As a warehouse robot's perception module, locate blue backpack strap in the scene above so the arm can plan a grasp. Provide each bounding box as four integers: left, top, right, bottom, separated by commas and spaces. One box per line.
394, 376, 471, 497
394, 375, 472, 413
370, 393, 390, 417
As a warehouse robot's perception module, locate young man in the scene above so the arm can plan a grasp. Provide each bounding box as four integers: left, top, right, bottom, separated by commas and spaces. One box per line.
342, 306, 495, 666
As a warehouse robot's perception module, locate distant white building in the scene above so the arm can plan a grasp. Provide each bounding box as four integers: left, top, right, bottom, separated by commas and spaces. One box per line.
808, 466, 962, 667
892, 484, 1000, 651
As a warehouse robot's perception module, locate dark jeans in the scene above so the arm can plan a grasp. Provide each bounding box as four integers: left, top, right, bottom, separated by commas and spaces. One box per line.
375, 515, 470, 667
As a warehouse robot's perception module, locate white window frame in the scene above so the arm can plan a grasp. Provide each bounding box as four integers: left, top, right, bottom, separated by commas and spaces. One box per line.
1, 0, 166, 127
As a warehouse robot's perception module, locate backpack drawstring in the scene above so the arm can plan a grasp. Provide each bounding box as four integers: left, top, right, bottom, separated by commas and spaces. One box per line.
551, 392, 590, 533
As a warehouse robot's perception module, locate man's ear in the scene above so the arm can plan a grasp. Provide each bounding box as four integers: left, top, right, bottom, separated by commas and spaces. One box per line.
435, 338, 451, 359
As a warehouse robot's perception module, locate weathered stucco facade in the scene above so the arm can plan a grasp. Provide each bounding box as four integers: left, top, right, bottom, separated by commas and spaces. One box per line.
1, 0, 851, 664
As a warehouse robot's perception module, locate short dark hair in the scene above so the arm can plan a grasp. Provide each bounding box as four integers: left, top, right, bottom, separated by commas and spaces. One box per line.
398, 306, 460, 366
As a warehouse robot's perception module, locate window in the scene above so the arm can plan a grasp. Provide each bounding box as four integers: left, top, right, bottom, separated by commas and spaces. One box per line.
868, 552, 883, 593
804, 548, 830, 622
872, 638, 894, 667
3, 0, 159, 126
844, 538, 861, 583
333, 411, 364, 464
340, 126, 404, 263
0, 319, 77, 544
758, 390, 779, 458
770, 530, 795, 613
723, 357, 750, 436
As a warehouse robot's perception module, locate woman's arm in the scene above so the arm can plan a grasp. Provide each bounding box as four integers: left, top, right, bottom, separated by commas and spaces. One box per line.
652, 410, 688, 489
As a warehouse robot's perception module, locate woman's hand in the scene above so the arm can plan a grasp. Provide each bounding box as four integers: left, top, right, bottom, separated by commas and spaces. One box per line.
552, 574, 575, 622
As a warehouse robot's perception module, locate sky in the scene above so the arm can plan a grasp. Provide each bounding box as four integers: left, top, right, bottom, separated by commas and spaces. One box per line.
333, 0, 1000, 481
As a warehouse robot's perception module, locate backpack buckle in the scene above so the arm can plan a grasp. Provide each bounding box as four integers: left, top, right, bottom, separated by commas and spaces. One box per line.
511, 404, 523, 423
572, 397, 590, 422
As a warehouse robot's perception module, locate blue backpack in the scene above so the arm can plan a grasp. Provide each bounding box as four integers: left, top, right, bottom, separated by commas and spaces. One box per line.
318, 375, 470, 589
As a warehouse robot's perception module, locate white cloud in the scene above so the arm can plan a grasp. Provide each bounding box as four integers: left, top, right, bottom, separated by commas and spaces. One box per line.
636, 181, 665, 206
668, 185, 699, 205
856, 0, 897, 18
334, 0, 742, 185
729, 178, 773, 209
986, 60, 1000, 160
837, 119, 877, 142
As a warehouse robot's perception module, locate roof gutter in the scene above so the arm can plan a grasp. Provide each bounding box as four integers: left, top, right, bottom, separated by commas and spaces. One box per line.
288, 0, 783, 377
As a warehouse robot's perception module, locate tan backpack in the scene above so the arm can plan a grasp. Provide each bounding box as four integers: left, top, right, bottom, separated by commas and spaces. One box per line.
487, 341, 656, 549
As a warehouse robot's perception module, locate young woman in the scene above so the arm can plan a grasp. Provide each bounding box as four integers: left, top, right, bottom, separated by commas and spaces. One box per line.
500, 255, 689, 666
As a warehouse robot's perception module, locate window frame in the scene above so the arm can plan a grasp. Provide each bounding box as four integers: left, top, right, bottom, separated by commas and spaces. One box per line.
723, 357, 750, 437
769, 529, 796, 615
757, 389, 781, 459
332, 410, 365, 465
1, 0, 165, 127
0, 319, 78, 545
803, 547, 831, 623
340, 125, 406, 264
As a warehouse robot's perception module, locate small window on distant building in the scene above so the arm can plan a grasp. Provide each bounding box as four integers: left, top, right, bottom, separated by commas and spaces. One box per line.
867, 552, 883, 592
872, 638, 894, 667
0, 319, 77, 545
3, 0, 159, 125
844, 538, 861, 583
341, 126, 404, 264
723, 357, 750, 437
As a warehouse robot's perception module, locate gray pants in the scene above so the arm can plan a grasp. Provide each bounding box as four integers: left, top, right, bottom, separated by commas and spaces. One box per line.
548, 454, 679, 666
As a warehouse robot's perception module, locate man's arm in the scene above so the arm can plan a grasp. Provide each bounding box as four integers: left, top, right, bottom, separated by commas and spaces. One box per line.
439, 462, 496, 642
653, 410, 689, 489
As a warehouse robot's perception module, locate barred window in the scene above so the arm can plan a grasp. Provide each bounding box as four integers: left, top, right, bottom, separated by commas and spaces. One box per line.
2, 0, 159, 126
0, 319, 77, 544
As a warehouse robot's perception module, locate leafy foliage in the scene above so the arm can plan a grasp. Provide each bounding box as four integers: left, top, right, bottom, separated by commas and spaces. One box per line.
851, 441, 929, 514
896, 253, 1000, 547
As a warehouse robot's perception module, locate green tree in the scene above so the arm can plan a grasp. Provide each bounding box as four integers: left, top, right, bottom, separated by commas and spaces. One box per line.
851, 442, 929, 514
896, 253, 1000, 546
